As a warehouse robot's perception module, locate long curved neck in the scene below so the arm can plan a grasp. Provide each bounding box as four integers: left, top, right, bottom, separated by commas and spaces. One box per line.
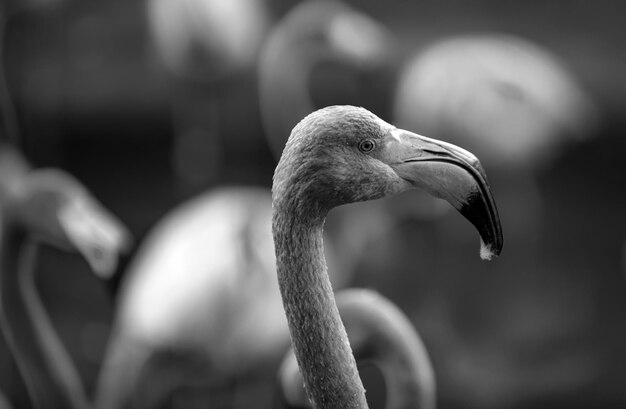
339, 292, 436, 409
272, 203, 368, 409
0, 218, 90, 409
375, 330, 435, 409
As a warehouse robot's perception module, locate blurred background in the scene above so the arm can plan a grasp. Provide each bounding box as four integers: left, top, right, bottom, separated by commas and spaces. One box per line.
0, 0, 625, 408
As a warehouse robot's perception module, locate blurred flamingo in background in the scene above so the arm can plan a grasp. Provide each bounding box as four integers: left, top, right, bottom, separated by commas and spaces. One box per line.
147, 0, 269, 81
0, 165, 131, 409
393, 33, 598, 248
279, 288, 436, 409
0, 2, 132, 407
390, 33, 602, 409
258, 0, 394, 159
95, 188, 291, 409
146, 0, 271, 189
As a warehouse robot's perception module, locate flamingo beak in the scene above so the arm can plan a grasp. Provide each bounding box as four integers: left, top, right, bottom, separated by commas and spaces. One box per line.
385, 128, 503, 259
57, 196, 133, 278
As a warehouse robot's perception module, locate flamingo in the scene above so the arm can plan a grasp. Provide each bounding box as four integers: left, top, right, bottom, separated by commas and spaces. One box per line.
271, 105, 502, 409
0, 3, 131, 406
258, 0, 394, 160
94, 187, 291, 409
279, 288, 436, 409
391, 34, 601, 406
393, 33, 598, 246
147, 0, 269, 82
146, 0, 271, 188
0, 164, 131, 409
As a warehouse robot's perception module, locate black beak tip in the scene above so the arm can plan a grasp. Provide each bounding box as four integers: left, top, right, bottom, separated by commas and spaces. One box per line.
459, 196, 503, 261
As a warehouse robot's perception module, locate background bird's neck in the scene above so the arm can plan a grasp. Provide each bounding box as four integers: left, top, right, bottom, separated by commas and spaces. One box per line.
344, 299, 436, 409
272, 207, 368, 409
0, 220, 90, 409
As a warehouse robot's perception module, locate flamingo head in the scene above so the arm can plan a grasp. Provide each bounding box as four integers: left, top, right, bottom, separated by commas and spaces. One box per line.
273, 105, 503, 259
11, 169, 132, 277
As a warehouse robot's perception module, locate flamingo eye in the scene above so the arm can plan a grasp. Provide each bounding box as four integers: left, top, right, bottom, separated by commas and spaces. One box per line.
358, 139, 376, 153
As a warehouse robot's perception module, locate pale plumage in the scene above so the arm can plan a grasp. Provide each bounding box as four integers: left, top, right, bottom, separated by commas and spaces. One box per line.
96, 187, 290, 409
147, 0, 270, 81
394, 33, 597, 171
147, 0, 271, 187
393, 33, 598, 246
259, 0, 393, 159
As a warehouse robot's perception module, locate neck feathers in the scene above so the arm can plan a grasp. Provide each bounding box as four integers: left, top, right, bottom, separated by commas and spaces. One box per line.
272, 207, 367, 409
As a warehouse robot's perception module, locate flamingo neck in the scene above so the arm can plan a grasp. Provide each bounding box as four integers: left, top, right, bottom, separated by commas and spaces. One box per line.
272, 205, 368, 409
0, 218, 89, 409
376, 335, 436, 409
340, 293, 435, 409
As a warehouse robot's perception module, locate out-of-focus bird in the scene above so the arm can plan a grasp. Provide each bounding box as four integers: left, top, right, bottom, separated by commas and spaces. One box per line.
391, 33, 601, 409
258, 0, 394, 159
0, 3, 131, 407
0, 164, 130, 409
147, 0, 269, 82
95, 187, 290, 409
393, 33, 598, 245
271, 105, 502, 409
279, 288, 436, 409
146, 0, 271, 188
394, 33, 596, 171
